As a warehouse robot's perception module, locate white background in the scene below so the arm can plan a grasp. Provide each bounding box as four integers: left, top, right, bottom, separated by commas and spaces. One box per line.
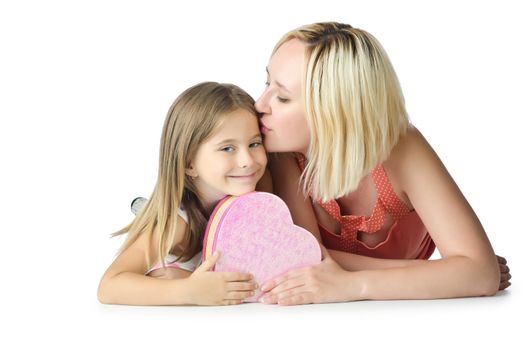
1, 0, 526, 348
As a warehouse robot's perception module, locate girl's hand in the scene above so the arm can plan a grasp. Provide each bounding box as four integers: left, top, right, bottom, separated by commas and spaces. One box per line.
185, 251, 258, 306
497, 255, 511, 290
259, 255, 357, 305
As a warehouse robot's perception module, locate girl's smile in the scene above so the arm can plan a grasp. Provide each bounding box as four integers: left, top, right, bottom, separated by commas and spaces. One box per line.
228, 171, 259, 181
186, 108, 267, 207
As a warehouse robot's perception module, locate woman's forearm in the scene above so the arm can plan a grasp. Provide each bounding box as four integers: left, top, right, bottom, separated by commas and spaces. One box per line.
328, 249, 425, 271
97, 272, 191, 305
350, 255, 499, 300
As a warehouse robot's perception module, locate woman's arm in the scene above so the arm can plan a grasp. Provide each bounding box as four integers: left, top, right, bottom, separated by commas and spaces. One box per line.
353, 127, 499, 299
327, 249, 424, 271
261, 127, 500, 304
328, 249, 509, 290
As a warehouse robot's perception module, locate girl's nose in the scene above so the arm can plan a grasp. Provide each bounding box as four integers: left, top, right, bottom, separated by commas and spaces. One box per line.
239, 149, 256, 168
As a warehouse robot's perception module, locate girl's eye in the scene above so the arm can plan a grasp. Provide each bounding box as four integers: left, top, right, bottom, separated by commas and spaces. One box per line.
250, 141, 263, 148
265, 81, 270, 86
221, 146, 235, 153
277, 97, 289, 103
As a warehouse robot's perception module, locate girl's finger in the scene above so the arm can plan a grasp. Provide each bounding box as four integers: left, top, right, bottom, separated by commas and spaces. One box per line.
223, 272, 254, 282
499, 264, 510, 273
225, 290, 255, 300
227, 281, 258, 291
194, 251, 220, 273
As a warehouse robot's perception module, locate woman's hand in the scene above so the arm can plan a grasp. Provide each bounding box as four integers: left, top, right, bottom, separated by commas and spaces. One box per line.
259, 255, 358, 305
497, 255, 511, 290
185, 251, 258, 306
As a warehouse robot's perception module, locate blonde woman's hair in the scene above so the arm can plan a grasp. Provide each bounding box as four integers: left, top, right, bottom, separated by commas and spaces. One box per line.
113, 82, 257, 268
273, 22, 409, 202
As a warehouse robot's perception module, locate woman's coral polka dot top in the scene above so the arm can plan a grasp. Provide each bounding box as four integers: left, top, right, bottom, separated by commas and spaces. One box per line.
295, 154, 435, 259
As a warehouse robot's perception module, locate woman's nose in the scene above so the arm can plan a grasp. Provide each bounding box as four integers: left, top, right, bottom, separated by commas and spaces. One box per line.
255, 92, 270, 114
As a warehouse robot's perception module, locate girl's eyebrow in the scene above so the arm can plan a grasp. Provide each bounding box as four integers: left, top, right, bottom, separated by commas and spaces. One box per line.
215, 134, 262, 146
266, 67, 291, 94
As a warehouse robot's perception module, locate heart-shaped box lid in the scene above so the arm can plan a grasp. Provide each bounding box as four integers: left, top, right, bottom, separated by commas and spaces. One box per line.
202, 191, 321, 302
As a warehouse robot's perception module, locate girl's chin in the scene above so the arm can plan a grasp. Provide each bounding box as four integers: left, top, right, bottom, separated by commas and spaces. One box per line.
228, 188, 257, 196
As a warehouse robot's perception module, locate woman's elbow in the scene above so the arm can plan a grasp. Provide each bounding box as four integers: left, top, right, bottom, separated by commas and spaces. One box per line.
474, 260, 500, 297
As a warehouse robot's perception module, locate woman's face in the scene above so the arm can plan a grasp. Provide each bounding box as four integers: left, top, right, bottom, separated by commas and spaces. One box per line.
255, 39, 311, 154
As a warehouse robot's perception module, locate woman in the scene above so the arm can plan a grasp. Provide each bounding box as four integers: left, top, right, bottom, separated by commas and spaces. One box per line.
255, 22, 511, 305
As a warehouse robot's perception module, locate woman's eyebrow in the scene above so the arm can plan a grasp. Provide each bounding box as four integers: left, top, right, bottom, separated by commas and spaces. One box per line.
266, 66, 291, 94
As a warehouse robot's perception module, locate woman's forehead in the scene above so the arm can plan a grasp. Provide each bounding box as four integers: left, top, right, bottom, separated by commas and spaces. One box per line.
269, 39, 305, 69
268, 39, 305, 93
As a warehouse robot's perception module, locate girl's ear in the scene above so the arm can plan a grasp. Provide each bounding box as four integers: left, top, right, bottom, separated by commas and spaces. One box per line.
185, 164, 198, 178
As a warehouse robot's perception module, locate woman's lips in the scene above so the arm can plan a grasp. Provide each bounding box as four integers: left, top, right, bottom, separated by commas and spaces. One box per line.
259, 122, 271, 134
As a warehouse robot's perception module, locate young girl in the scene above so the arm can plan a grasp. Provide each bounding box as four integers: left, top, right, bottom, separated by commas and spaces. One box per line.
97, 82, 267, 306
255, 22, 511, 305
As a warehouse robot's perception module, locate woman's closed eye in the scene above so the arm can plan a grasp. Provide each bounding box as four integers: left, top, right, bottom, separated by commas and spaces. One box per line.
264, 80, 289, 103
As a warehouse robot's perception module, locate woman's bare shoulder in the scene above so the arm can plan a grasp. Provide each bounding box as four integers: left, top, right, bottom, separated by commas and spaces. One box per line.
390, 125, 430, 157
383, 126, 442, 207
385, 125, 440, 169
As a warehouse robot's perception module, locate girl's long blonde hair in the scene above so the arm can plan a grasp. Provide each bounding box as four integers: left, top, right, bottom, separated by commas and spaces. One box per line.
113, 82, 257, 268
273, 22, 409, 202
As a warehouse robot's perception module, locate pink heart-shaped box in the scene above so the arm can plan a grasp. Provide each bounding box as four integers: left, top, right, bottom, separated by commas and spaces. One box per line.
202, 191, 321, 302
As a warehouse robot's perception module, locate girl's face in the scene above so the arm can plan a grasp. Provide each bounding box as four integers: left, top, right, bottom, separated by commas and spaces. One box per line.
186, 109, 267, 208
255, 39, 310, 155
